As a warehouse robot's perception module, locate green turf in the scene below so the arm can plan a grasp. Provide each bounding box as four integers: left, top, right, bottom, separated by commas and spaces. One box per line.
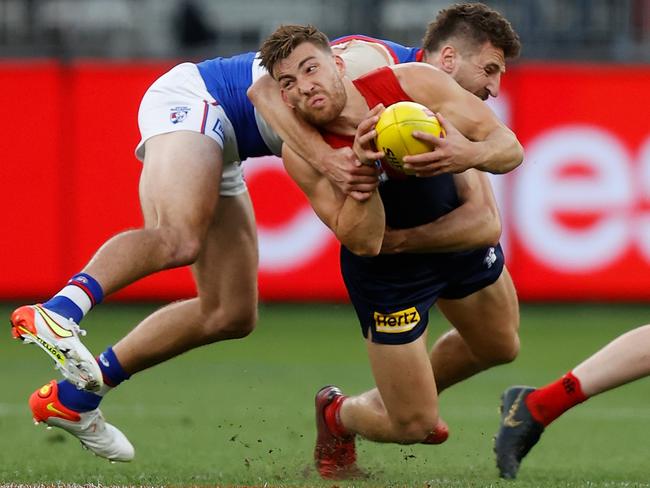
1, 302, 650, 487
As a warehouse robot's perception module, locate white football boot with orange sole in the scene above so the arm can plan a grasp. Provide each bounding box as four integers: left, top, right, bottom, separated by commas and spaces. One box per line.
30, 380, 134, 462
11, 304, 102, 392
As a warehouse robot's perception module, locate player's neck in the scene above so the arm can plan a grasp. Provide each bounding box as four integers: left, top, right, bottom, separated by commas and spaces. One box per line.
324, 80, 369, 137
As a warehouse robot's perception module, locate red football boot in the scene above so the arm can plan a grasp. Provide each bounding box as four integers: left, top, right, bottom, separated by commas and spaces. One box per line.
314, 386, 364, 480
422, 417, 450, 444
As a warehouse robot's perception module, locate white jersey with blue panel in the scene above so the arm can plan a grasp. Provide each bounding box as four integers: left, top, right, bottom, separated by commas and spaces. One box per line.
196, 52, 283, 159
194, 36, 420, 162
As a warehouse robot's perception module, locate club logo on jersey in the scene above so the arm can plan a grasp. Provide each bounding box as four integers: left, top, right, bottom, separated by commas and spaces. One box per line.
170, 106, 190, 124
374, 307, 421, 333
484, 247, 497, 269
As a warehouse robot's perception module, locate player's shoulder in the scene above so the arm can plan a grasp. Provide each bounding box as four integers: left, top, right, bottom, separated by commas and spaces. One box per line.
390, 63, 457, 103
392, 63, 453, 87
391, 62, 442, 76
332, 36, 393, 61
331, 34, 390, 48
332, 35, 419, 62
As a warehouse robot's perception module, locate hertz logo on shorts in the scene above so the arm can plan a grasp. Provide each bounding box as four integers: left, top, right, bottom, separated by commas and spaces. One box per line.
374, 307, 421, 333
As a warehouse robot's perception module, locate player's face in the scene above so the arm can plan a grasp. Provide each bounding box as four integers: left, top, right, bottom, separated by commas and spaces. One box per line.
454, 41, 506, 100
274, 42, 347, 126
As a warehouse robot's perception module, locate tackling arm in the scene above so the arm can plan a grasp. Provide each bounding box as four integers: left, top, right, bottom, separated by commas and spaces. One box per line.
281, 144, 385, 257
395, 63, 524, 175
247, 75, 378, 200
381, 170, 501, 253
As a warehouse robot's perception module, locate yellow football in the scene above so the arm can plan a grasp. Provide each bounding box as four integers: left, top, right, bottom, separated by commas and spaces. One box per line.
375, 101, 444, 175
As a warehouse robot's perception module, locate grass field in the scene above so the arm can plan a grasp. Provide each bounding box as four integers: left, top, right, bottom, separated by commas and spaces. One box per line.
1, 302, 650, 487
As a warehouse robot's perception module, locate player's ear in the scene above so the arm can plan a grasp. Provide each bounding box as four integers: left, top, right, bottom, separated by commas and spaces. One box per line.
334, 54, 346, 76
439, 45, 457, 74
280, 89, 294, 108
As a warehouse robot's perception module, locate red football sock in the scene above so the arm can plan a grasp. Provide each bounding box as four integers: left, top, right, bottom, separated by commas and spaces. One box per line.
324, 395, 350, 438
525, 371, 588, 427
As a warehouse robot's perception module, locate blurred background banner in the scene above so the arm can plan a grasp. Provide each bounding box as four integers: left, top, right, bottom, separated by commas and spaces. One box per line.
1, 0, 650, 302
2, 62, 650, 302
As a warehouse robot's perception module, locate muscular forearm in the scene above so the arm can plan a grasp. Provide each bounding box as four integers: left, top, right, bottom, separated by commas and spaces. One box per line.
385, 202, 500, 253
248, 77, 331, 173
384, 170, 501, 253
335, 190, 385, 256
472, 127, 524, 174
282, 144, 384, 257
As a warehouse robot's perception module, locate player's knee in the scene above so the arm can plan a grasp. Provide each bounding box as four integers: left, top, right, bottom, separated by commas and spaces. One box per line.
201, 306, 258, 342
479, 332, 520, 366
156, 226, 203, 267
497, 330, 520, 363
500, 333, 520, 363
390, 411, 439, 444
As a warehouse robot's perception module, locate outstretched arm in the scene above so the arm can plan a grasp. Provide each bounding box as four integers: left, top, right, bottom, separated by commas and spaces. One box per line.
394, 63, 524, 175
381, 170, 501, 253
248, 75, 379, 200
281, 143, 385, 257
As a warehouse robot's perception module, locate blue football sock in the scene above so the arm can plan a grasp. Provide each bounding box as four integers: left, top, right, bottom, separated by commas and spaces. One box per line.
43, 273, 104, 324
57, 380, 102, 412
97, 346, 131, 388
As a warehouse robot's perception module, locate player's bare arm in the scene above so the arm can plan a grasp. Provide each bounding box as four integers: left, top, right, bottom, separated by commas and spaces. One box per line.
248, 75, 380, 201
381, 169, 501, 254
281, 144, 385, 257
392, 63, 524, 176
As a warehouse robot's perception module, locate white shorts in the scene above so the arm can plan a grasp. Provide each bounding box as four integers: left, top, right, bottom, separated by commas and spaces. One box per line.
135, 62, 246, 196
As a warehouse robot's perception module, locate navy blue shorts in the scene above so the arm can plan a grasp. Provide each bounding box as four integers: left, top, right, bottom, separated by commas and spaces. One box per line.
340, 244, 504, 345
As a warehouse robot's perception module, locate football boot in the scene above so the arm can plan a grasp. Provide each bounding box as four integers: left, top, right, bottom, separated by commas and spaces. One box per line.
11, 304, 102, 391
30, 380, 134, 462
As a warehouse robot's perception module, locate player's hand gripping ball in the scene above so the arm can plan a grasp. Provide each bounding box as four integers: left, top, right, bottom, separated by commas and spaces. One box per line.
375, 101, 445, 175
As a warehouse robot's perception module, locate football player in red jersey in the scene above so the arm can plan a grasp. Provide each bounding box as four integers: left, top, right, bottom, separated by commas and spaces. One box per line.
249, 2, 522, 184
259, 23, 523, 479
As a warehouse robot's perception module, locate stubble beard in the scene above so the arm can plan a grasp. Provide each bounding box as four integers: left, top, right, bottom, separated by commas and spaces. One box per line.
300, 76, 347, 127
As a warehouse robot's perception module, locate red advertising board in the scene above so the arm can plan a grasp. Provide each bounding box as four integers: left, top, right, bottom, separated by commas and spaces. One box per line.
1, 62, 650, 301
0, 62, 66, 296
505, 65, 650, 300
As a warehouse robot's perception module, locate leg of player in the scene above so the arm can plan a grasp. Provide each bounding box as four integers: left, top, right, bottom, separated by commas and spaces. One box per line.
25, 130, 237, 462
111, 190, 258, 373
495, 324, 650, 479
432, 266, 520, 393
571, 324, 650, 396
346, 333, 442, 442
314, 333, 444, 479
86, 130, 226, 294
10, 130, 224, 391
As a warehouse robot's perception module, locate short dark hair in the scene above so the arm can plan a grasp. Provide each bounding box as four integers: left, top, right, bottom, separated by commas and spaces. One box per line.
259, 24, 332, 78
422, 3, 521, 58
